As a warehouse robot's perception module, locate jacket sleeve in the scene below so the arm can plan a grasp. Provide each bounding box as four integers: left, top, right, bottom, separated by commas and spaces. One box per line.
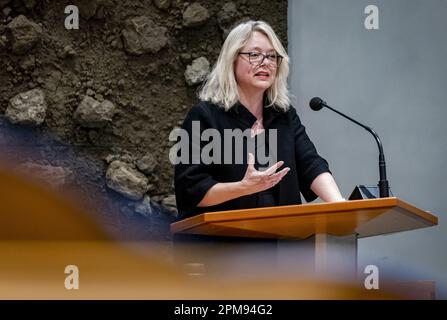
289, 106, 331, 202
174, 104, 219, 219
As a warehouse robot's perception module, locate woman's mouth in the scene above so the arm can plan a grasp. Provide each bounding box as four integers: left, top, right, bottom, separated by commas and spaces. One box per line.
254, 71, 270, 80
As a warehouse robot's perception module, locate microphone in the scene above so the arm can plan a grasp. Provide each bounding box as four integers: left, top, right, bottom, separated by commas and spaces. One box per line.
309, 97, 390, 198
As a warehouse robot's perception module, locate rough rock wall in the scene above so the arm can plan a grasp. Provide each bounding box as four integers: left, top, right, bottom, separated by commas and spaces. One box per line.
0, 0, 287, 240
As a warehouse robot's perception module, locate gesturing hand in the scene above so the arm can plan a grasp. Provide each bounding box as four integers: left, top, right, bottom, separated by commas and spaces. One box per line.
240, 153, 290, 196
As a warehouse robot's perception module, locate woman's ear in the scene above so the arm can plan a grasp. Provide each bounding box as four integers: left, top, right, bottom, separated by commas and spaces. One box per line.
232, 65, 239, 83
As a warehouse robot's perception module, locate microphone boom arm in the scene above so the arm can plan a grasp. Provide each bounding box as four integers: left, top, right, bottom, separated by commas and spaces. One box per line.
321, 102, 390, 198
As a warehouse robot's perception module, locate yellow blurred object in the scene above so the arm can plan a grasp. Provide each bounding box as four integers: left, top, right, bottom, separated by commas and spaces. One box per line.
0, 241, 408, 300
0, 165, 419, 299
0, 165, 108, 241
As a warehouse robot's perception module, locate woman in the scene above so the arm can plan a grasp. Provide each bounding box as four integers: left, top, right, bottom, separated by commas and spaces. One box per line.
174, 20, 344, 220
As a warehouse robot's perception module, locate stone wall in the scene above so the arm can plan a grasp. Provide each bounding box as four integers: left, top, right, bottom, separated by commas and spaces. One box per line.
0, 0, 287, 240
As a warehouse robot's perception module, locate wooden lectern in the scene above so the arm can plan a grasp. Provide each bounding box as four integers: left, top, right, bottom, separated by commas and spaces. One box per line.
171, 198, 438, 280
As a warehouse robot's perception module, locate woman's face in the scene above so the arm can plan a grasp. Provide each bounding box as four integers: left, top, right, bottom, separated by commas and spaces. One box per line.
234, 31, 278, 94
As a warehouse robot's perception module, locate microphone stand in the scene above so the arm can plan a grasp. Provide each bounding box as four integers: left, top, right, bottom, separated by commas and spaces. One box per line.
318, 101, 390, 198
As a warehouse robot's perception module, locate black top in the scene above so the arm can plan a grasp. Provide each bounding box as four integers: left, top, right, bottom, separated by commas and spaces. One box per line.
174, 99, 331, 220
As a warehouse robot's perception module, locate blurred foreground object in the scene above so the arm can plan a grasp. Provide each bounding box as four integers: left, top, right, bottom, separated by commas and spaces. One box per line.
0, 166, 435, 299
171, 198, 438, 279
0, 164, 107, 240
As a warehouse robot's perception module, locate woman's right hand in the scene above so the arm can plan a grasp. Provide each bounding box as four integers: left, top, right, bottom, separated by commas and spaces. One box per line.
240, 153, 290, 196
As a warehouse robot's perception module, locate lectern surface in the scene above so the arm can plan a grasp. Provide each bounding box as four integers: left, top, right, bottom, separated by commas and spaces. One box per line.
171, 198, 438, 239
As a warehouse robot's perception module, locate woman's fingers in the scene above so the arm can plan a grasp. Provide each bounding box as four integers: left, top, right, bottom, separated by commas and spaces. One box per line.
244, 155, 289, 192
261, 160, 284, 176
269, 167, 290, 180
247, 153, 255, 169
247, 152, 255, 164
246, 153, 284, 176
257, 167, 290, 190
254, 164, 288, 184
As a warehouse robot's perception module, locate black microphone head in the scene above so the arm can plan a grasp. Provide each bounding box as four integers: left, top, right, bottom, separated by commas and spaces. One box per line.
309, 97, 325, 111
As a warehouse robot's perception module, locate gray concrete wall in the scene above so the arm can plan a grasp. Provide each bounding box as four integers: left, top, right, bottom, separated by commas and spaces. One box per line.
288, 0, 447, 298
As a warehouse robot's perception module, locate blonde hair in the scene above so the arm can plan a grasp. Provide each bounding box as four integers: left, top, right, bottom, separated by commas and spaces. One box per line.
199, 20, 290, 112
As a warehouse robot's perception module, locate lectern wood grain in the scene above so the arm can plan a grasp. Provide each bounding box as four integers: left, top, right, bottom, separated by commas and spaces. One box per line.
171, 198, 438, 239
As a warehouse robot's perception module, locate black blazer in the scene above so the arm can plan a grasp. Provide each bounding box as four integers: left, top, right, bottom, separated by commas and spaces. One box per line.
174, 99, 331, 220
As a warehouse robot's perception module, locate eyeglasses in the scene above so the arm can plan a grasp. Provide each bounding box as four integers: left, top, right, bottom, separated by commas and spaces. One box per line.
238, 51, 283, 68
